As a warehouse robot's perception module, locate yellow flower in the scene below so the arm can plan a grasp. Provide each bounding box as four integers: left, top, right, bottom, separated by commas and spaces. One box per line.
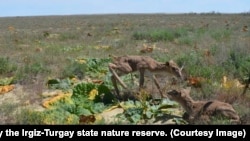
70, 77, 79, 84
88, 89, 98, 100
76, 59, 86, 64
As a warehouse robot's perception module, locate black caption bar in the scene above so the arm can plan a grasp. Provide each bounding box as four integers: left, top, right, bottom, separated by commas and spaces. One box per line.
0, 125, 249, 139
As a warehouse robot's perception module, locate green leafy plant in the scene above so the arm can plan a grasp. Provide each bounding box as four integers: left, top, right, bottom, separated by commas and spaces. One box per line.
172, 117, 188, 125
72, 82, 114, 104
19, 80, 115, 124
0, 77, 14, 86
84, 58, 111, 78
47, 78, 73, 90
63, 82, 114, 117
124, 107, 143, 123
118, 97, 180, 124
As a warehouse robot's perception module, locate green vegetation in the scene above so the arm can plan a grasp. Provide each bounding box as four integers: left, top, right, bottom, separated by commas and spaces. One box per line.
133, 27, 189, 42
0, 57, 17, 76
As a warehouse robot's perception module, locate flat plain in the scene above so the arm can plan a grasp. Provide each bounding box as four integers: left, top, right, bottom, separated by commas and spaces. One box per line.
0, 13, 249, 124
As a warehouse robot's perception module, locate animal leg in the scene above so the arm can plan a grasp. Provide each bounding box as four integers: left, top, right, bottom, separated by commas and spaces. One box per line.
139, 69, 145, 89
109, 64, 128, 89
152, 75, 163, 98
111, 75, 120, 96
216, 107, 240, 123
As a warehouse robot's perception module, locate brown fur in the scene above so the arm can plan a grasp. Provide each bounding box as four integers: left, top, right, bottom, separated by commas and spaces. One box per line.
166, 87, 240, 124
108, 55, 186, 97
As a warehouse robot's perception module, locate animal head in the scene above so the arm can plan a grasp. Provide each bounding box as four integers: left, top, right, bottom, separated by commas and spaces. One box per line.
167, 87, 191, 102
166, 60, 187, 81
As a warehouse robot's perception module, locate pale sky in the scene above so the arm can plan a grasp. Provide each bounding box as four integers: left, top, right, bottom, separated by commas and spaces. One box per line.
1, 0, 250, 17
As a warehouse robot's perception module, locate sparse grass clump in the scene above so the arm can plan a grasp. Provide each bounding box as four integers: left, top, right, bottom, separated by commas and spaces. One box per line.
0, 57, 17, 76
210, 29, 232, 41
61, 59, 87, 79
59, 32, 80, 41
0, 102, 19, 124
133, 27, 189, 42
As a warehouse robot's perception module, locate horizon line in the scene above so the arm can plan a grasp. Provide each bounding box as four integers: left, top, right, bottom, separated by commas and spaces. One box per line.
1, 11, 249, 18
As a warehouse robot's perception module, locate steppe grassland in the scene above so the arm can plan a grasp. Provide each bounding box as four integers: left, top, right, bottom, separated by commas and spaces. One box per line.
0, 14, 249, 124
